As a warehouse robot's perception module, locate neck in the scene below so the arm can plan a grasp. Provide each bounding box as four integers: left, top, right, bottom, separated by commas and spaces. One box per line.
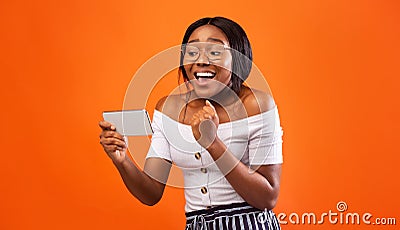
189, 85, 240, 108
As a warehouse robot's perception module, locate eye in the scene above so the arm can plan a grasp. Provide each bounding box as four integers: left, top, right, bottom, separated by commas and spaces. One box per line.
187, 51, 199, 57
208, 45, 225, 57
185, 46, 199, 58
209, 51, 222, 56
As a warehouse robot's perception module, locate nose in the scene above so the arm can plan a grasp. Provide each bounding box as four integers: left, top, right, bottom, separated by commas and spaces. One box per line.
195, 51, 210, 66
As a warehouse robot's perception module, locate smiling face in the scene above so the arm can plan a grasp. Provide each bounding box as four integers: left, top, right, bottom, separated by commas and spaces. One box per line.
182, 25, 233, 98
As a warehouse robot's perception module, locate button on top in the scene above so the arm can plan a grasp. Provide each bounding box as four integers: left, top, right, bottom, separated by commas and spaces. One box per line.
201, 187, 208, 194
194, 152, 201, 160
200, 168, 208, 173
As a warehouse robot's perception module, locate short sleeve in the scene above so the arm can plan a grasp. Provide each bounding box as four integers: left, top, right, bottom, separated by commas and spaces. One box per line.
248, 107, 283, 165
145, 110, 172, 161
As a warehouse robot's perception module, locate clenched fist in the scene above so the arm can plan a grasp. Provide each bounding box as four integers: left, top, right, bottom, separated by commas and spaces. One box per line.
190, 100, 220, 148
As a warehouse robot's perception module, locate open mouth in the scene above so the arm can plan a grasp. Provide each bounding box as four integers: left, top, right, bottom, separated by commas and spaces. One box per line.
194, 72, 216, 80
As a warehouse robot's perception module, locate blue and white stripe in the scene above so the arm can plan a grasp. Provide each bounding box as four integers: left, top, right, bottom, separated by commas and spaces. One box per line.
185, 202, 280, 230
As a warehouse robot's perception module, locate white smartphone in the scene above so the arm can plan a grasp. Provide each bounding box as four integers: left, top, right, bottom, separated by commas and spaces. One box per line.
102, 109, 153, 136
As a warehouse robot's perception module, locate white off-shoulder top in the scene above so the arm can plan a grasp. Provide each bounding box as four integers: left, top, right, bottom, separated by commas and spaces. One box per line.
146, 106, 283, 212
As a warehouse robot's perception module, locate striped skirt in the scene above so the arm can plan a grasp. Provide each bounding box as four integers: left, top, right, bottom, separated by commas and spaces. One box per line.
185, 202, 280, 230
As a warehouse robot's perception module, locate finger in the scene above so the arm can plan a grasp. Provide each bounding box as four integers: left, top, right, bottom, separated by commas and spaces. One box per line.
202, 106, 215, 116
99, 120, 111, 129
100, 138, 127, 148
205, 100, 216, 110
197, 114, 204, 122
102, 131, 125, 141
102, 138, 126, 147
191, 114, 200, 123
196, 110, 207, 118
202, 112, 212, 120
205, 100, 218, 118
190, 113, 197, 121
99, 131, 124, 142
99, 121, 116, 131
198, 110, 209, 121
190, 117, 199, 126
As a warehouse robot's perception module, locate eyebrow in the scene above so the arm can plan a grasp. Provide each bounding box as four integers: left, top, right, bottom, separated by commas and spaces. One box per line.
188, 38, 225, 44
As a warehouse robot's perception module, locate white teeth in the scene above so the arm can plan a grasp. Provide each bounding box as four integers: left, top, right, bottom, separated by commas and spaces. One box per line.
196, 72, 215, 78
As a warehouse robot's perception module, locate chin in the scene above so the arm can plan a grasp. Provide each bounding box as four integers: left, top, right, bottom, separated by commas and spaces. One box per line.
191, 78, 229, 97
193, 88, 220, 98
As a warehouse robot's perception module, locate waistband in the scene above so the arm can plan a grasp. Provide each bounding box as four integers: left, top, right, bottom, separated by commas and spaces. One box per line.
185, 202, 261, 220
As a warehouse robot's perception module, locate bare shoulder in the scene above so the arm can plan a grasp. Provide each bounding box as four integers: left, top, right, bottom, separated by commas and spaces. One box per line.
241, 86, 276, 117
155, 93, 187, 120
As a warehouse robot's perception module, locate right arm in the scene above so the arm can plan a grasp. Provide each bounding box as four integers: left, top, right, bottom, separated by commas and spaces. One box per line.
99, 104, 172, 206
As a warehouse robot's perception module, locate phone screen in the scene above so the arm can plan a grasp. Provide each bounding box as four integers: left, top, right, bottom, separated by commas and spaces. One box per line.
102, 110, 153, 136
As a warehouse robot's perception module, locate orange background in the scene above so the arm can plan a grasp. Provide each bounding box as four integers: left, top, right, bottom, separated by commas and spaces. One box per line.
1, 0, 399, 229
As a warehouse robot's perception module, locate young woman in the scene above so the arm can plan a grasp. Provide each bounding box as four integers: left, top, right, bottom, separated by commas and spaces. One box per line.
99, 17, 283, 229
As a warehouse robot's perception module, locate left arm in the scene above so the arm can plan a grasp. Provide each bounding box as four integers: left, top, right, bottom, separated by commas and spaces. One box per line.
206, 139, 281, 210
190, 94, 282, 210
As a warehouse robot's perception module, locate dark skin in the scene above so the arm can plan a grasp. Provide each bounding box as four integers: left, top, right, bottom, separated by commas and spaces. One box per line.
99, 25, 281, 210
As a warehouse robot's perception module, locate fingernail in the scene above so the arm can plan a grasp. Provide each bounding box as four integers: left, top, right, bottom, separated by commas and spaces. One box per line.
206, 100, 215, 109
111, 125, 115, 130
